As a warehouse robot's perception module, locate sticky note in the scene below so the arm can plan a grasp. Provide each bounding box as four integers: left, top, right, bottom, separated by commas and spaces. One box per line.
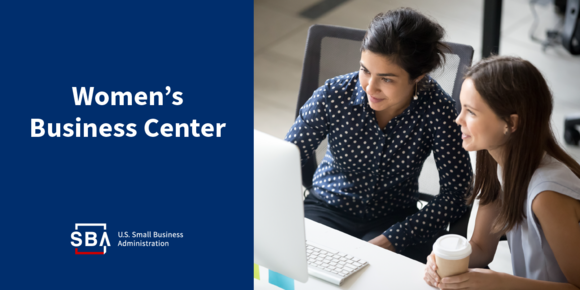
269, 270, 294, 290
254, 263, 260, 280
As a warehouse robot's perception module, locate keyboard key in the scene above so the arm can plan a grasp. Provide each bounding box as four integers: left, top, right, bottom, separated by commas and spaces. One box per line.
346, 255, 353, 259
353, 262, 362, 267
308, 242, 338, 254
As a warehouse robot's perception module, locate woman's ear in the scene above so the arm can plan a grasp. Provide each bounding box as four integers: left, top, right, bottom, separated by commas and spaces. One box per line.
509, 114, 519, 133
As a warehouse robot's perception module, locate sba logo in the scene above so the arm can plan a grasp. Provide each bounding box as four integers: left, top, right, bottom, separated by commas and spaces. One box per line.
71, 223, 111, 255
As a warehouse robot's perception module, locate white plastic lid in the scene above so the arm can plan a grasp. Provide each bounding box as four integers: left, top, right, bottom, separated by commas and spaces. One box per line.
433, 234, 472, 260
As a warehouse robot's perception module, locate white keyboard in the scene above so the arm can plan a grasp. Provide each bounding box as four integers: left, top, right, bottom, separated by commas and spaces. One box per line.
306, 241, 369, 285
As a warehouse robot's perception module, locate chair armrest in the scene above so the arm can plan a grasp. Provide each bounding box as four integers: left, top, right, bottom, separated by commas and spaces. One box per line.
449, 206, 472, 238
418, 192, 435, 202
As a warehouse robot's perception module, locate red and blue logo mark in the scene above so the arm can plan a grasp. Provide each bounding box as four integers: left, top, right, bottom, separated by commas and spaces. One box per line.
71, 223, 111, 255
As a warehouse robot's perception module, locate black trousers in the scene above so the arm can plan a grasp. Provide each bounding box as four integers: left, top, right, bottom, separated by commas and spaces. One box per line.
304, 193, 444, 264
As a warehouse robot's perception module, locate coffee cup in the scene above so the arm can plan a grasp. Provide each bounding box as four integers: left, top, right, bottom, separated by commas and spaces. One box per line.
432, 234, 472, 278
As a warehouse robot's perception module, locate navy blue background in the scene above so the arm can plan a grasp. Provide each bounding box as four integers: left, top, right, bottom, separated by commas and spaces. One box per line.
0, 1, 252, 288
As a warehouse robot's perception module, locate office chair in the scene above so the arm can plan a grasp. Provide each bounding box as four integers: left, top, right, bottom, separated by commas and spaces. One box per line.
295, 24, 475, 238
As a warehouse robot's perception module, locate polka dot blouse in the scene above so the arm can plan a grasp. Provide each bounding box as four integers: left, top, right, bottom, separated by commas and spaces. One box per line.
285, 71, 473, 252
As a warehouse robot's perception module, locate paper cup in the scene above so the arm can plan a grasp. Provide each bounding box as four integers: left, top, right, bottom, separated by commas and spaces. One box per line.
433, 234, 471, 278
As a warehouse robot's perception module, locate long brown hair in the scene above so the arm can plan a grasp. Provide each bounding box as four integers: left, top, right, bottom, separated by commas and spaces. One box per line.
465, 56, 580, 234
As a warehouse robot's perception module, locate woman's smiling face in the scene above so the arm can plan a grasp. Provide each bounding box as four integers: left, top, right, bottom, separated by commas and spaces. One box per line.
359, 50, 417, 113
455, 78, 509, 152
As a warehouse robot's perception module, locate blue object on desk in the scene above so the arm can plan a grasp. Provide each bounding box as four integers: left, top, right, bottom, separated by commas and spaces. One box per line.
269, 270, 295, 290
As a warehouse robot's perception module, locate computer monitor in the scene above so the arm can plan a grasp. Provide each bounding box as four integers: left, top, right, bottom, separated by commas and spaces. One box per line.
254, 129, 309, 283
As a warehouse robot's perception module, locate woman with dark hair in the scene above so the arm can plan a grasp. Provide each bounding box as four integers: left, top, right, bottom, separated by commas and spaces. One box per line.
424, 56, 580, 289
285, 8, 473, 263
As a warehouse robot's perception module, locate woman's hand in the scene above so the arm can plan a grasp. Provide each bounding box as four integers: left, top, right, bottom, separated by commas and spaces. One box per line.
424, 252, 441, 288
368, 234, 395, 251
437, 268, 505, 290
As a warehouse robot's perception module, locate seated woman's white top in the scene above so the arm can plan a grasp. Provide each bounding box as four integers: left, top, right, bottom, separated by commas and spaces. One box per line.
499, 154, 580, 282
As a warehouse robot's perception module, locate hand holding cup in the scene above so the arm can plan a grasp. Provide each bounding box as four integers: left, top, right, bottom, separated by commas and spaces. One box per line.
424, 252, 441, 288
424, 234, 472, 288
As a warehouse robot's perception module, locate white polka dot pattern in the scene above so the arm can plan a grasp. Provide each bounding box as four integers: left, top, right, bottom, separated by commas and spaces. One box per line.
285, 71, 473, 252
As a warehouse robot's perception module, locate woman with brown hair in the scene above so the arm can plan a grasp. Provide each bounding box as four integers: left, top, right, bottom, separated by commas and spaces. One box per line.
424, 56, 580, 289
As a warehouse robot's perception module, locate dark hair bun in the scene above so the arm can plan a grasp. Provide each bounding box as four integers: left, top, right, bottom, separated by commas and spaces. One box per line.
362, 8, 449, 81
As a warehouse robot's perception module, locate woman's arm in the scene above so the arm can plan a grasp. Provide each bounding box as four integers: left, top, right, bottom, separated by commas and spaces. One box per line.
468, 200, 503, 267
437, 268, 579, 290
284, 84, 331, 166
532, 190, 580, 288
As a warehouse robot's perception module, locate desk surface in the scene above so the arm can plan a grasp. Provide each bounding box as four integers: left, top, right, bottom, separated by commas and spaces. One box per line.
295, 218, 433, 290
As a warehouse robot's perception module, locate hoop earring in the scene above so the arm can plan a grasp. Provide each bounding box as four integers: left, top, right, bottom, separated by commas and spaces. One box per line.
413, 82, 419, 100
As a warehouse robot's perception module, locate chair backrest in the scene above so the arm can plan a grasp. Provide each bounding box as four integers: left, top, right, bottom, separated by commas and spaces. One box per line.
295, 24, 474, 189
